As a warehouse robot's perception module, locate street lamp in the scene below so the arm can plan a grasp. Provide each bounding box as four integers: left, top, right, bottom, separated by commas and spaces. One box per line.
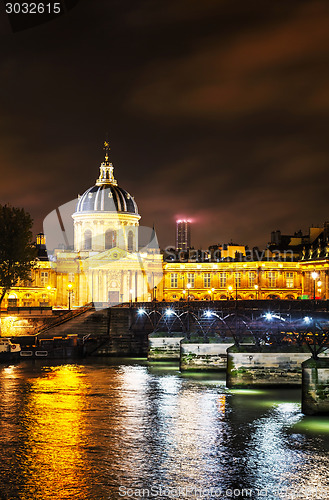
67, 282, 73, 311
130, 288, 133, 306
186, 283, 191, 339
228, 285, 233, 300
208, 287, 215, 301
153, 285, 157, 301
311, 271, 318, 300
254, 284, 259, 300
186, 282, 191, 302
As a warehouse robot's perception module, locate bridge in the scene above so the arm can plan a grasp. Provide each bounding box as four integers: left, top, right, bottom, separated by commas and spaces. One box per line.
11, 299, 329, 415
129, 300, 329, 358
126, 300, 329, 416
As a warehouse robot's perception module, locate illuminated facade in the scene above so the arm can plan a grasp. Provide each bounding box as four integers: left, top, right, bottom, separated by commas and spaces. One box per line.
162, 261, 303, 301
3, 254, 328, 310
51, 142, 162, 307
0, 143, 163, 310
0, 148, 328, 310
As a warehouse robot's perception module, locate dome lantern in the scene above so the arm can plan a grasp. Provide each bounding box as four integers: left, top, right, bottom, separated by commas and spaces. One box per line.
96, 140, 118, 186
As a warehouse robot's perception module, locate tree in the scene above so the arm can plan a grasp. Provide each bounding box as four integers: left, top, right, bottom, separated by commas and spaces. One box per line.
0, 204, 37, 309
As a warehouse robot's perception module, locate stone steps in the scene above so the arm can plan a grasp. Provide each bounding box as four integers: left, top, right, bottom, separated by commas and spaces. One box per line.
40, 309, 109, 338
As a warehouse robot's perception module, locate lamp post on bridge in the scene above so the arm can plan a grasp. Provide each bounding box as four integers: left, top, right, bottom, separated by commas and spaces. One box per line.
186, 283, 191, 339
67, 282, 73, 311
311, 271, 318, 302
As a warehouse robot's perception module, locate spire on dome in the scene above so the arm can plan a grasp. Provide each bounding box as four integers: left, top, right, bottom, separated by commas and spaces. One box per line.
104, 140, 110, 163
96, 140, 118, 186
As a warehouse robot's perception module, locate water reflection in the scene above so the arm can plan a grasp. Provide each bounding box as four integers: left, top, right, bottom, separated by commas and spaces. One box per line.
0, 361, 328, 500
19, 365, 89, 500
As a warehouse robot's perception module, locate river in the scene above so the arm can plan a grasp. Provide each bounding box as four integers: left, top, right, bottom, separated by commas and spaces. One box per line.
0, 359, 328, 500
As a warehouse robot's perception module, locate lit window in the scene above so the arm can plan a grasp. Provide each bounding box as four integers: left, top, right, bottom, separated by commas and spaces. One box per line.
220, 273, 226, 288
204, 273, 211, 288
170, 273, 178, 288
23, 294, 32, 307
286, 272, 294, 288
40, 294, 49, 307
267, 271, 277, 288
248, 272, 255, 288
40, 271, 48, 286
187, 273, 194, 287
235, 272, 241, 288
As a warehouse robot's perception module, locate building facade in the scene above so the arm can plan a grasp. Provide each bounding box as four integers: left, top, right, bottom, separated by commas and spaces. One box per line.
1, 147, 328, 310
162, 260, 303, 301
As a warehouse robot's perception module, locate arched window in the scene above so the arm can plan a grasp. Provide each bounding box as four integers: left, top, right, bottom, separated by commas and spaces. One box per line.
105, 230, 116, 250
84, 230, 92, 250
7, 294, 17, 307
128, 230, 134, 252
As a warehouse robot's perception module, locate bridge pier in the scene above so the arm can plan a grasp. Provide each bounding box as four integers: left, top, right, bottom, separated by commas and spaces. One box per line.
180, 341, 233, 371
302, 358, 329, 415
148, 335, 184, 361
226, 345, 327, 388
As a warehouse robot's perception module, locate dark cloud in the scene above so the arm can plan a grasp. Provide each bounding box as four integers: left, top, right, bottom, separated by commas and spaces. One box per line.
0, 0, 329, 249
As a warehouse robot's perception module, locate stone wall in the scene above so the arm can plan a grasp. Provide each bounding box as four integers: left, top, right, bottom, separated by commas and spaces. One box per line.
180, 343, 234, 371
227, 345, 329, 387
302, 358, 329, 415
148, 336, 184, 361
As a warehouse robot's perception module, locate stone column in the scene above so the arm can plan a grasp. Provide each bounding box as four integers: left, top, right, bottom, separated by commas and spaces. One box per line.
302, 358, 329, 415
226, 345, 322, 388
180, 342, 234, 371
148, 335, 184, 361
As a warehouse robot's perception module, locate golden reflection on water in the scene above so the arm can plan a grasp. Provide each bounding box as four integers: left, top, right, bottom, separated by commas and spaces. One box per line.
1, 362, 329, 500
19, 365, 89, 500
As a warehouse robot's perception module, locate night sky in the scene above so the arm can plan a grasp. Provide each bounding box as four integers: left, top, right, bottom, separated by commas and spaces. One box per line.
1, 0, 329, 250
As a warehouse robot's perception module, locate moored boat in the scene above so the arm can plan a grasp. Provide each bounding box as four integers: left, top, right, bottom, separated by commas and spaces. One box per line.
0, 338, 21, 362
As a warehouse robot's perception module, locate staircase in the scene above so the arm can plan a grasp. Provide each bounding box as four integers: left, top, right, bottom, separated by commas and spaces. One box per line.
38, 307, 109, 339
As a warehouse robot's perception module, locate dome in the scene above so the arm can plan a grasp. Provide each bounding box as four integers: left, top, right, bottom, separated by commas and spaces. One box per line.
76, 184, 138, 214
75, 141, 139, 215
